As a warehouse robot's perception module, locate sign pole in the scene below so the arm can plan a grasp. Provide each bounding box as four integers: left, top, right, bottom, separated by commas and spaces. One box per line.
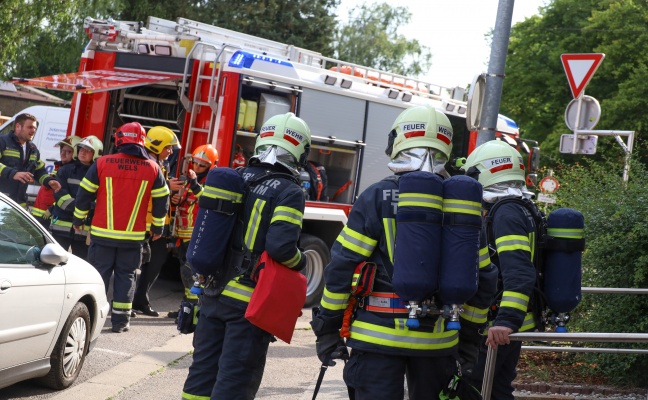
572, 95, 584, 154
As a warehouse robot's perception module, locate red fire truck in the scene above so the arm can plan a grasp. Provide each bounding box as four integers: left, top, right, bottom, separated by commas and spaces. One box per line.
13, 16, 538, 306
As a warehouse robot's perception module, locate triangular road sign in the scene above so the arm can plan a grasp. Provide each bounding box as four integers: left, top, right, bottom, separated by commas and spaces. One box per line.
561, 53, 605, 99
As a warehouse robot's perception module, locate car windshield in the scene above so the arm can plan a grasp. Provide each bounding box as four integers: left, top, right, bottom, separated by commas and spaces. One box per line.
0, 199, 46, 263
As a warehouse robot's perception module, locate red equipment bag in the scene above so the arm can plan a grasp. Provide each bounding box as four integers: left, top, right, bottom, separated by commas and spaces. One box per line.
245, 251, 306, 344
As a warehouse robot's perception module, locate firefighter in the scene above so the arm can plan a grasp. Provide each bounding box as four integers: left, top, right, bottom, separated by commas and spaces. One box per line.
182, 113, 310, 400
50, 135, 103, 259
132, 126, 181, 317
31, 136, 82, 228
0, 113, 61, 206
73, 122, 169, 333
462, 140, 537, 400
310, 105, 497, 399
167, 144, 218, 319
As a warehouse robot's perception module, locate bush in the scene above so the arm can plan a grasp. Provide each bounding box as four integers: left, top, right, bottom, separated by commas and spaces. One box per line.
551, 159, 648, 387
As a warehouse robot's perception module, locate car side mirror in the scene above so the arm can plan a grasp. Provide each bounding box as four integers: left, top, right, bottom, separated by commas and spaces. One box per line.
38, 243, 69, 266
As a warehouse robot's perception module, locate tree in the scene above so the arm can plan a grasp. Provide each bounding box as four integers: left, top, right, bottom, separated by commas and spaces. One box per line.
2, 0, 119, 81
334, 2, 431, 76
500, 0, 648, 167
188, 0, 340, 56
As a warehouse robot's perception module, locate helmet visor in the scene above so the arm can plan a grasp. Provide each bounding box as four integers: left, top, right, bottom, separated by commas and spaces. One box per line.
251, 145, 299, 174
388, 148, 449, 177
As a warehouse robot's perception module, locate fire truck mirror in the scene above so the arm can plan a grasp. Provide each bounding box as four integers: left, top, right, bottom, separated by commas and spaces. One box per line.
528, 147, 541, 172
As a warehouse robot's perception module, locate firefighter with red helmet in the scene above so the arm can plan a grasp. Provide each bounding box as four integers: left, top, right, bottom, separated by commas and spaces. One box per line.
311, 105, 496, 399
31, 136, 82, 228
73, 122, 169, 333
182, 113, 310, 400
132, 126, 181, 317
167, 143, 218, 318
50, 135, 103, 260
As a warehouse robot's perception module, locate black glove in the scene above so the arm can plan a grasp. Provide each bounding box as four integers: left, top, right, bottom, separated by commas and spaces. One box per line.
315, 332, 348, 366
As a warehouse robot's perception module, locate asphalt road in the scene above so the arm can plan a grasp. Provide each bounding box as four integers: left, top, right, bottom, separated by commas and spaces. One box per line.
0, 275, 347, 400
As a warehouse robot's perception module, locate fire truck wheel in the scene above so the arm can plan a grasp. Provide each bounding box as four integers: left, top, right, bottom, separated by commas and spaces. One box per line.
300, 233, 329, 308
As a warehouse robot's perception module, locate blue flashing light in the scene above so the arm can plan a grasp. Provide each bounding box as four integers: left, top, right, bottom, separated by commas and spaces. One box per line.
499, 114, 519, 129
228, 50, 294, 69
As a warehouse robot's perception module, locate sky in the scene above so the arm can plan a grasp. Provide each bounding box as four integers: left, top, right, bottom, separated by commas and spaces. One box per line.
336, 0, 548, 90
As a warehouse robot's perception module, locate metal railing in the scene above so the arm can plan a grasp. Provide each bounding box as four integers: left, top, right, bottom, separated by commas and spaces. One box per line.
482, 287, 648, 400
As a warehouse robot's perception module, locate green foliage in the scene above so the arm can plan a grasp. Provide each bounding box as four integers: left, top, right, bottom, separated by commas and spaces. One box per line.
501, 0, 648, 168
553, 159, 648, 387
189, 0, 340, 56
334, 2, 431, 76
2, 0, 121, 81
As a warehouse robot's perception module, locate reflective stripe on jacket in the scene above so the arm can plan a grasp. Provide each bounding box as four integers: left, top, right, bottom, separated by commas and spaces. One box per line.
73, 153, 169, 244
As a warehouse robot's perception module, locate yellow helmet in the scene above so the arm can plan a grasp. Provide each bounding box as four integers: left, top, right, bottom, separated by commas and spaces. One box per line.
145, 126, 181, 155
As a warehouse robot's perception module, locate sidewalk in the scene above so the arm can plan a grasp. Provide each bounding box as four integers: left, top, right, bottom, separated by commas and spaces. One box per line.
47, 314, 347, 400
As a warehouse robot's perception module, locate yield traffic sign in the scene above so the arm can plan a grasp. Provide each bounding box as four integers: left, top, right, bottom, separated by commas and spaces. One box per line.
560, 53, 605, 99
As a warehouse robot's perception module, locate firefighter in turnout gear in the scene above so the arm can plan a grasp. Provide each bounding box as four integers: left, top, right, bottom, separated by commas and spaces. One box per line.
182, 113, 309, 400
73, 122, 169, 333
169, 144, 217, 315
50, 135, 103, 259
462, 140, 537, 400
0, 113, 61, 206
31, 135, 82, 228
310, 105, 497, 399
133, 126, 181, 317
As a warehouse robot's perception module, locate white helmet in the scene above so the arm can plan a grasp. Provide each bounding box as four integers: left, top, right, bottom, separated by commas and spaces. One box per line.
77, 135, 104, 161
463, 140, 525, 188
251, 113, 311, 174
385, 105, 453, 160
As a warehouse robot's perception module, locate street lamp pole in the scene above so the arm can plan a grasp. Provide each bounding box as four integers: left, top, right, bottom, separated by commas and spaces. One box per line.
477, 0, 515, 146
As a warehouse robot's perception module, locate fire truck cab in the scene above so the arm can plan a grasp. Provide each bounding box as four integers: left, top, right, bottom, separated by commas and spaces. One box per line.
13, 16, 538, 306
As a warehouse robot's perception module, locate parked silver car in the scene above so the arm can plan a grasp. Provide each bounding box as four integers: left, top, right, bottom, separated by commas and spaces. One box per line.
0, 192, 109, 389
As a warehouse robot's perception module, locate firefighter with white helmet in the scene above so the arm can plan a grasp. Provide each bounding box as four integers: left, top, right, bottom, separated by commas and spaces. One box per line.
49, 135, 103, 259
31, 135, 82, 227
73, 122, 169, 333
168, 144, 218, 319
462, 140, 537, 400
182, 113, 310, 400
133, 126, 181, 317
311, 105, 495, 399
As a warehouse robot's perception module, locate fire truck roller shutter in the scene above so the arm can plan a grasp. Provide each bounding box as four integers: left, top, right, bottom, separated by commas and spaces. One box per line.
300, 233, 329, 307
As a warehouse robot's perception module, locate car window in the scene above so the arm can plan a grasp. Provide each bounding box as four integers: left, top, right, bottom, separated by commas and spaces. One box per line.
0, 199, 46, 264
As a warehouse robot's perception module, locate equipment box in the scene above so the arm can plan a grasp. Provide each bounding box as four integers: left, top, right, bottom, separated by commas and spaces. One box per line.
255, 93, 291, 130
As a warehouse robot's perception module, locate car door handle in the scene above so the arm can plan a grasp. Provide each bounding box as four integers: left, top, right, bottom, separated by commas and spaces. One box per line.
0, 280, 11, 292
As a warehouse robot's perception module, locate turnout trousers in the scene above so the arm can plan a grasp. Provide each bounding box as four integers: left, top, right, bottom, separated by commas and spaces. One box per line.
465, 338, 522, 400
182, 294, 274, 400
88, 241, 142, 328
133, 236, 168, 307
343, 349, 457, 400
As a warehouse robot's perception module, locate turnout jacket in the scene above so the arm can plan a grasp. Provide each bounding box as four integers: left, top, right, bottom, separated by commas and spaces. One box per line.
484, 198, 537, 332
175, 171, 206, 241
73, 152, 169, 247
219, 165, 306, 305
50, 161, 91, 237
0, 131, 49, 204
319, 174, 498, 357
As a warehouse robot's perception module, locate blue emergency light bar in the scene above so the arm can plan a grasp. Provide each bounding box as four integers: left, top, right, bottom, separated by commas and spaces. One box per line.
228, 50, 294, 69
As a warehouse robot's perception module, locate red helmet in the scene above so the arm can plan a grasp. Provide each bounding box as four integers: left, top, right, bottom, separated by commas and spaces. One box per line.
192, 144, 219, 168
115, 122, 146, 147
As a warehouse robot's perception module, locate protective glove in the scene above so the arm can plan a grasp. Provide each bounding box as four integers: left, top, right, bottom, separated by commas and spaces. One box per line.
315, 332, 348, 366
